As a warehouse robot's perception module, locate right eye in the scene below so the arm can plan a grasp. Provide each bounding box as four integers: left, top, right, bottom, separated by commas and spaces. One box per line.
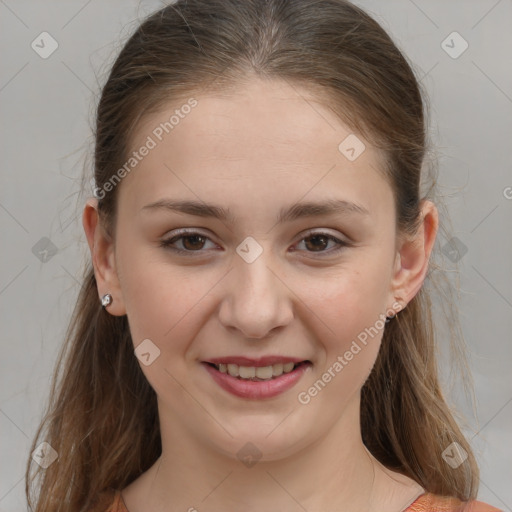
160, 229, 219, 255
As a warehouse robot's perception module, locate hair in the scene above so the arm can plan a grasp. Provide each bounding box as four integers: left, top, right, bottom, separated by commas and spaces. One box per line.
26, 1, 480, 510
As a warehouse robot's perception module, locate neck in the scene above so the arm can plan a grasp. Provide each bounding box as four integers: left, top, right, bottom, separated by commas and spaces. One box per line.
131, 394, 412, 512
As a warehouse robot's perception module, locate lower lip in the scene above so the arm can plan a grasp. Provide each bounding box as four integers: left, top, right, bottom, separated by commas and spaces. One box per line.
202, 362, 311, 399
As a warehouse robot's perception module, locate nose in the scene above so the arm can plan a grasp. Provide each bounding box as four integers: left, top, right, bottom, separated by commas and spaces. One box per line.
218, 250, 294, 340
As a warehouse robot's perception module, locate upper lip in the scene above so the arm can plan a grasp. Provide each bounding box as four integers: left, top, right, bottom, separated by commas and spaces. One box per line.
204, 356, 309, 367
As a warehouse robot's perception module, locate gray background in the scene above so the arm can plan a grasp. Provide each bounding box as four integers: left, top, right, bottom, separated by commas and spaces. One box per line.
1, 0, 511, 510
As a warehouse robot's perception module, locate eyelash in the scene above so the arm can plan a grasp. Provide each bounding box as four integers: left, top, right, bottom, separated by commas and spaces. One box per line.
159, 229, 350, 257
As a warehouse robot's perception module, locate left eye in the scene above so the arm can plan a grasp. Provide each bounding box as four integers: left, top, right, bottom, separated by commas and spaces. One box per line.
294, 232, 348, 253
160, 230, 348, 255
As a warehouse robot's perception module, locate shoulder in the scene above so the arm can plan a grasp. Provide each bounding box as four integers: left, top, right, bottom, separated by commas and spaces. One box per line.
405, 493, 503, 512
86, 489, 127, 512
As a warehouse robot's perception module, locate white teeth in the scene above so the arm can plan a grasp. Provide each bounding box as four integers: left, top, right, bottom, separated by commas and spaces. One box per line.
239, 366, 256, 378
255, 366, 273, 379
215, 362, 300, 380
272, 363, 283, 376
227, 364, 239, 377
283, 362, 295, 373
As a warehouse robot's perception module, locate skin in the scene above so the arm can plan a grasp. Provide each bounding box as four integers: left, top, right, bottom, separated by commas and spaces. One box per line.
83, 77, 438, 512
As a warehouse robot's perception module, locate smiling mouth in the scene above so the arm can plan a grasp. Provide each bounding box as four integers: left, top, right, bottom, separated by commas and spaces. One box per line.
204, 361, 311, 381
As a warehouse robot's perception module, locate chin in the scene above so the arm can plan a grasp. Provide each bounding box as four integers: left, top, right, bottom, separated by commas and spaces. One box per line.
207, 420, 313, 465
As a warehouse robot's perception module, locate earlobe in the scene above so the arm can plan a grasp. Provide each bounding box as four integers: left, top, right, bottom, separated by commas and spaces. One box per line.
389, 200, 439, 307
82, 198, 127, 316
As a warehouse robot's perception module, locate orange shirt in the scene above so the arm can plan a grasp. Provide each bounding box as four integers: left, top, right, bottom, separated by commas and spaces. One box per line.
90, 489, 503, 512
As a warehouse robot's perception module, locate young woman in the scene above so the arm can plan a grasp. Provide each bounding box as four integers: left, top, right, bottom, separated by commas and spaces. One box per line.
25, 1, 501, 511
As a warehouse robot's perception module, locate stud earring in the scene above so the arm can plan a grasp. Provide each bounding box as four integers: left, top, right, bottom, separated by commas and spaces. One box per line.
385, 300, 406, 322
101, 293, 113, 308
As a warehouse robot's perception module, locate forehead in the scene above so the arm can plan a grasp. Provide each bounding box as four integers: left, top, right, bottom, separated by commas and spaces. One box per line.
117, 78, 393, 222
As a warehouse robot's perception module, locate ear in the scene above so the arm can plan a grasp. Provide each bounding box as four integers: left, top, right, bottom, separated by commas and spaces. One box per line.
388, 199, 439, 310
82, 198, 126, 316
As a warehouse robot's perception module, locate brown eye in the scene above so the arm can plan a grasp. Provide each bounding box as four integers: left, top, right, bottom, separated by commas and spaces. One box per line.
160, 231, 217, 254
295, 232, 349, 255
179, 234, 207, 251
304, 234, 330, 252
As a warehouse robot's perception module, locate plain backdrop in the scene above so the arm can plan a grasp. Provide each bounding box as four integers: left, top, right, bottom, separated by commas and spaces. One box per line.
0, 1, 511, 510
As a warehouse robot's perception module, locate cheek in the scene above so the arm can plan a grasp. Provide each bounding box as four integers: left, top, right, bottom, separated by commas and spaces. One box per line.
115, 237, 203, 349
292, 261, 390, 413
116, 244, 213, 396
304, 257, 391, 368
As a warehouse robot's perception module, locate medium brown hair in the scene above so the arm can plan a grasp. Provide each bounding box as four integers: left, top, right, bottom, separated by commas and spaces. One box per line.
26, 1, 479, 510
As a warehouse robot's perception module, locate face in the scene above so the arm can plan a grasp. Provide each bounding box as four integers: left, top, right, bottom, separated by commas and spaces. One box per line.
102, 78, 405, 461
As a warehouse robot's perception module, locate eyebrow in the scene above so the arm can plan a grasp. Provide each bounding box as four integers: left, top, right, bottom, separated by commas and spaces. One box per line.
140, 198, 369, 224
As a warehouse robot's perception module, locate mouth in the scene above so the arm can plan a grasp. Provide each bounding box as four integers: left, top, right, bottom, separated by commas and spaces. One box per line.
204, 360, 311, 381
201, 357, 312, 399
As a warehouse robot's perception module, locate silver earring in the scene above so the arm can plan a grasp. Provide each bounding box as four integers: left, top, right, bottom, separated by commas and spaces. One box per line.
101, 293, 113, 308
385, 301, 404, 322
